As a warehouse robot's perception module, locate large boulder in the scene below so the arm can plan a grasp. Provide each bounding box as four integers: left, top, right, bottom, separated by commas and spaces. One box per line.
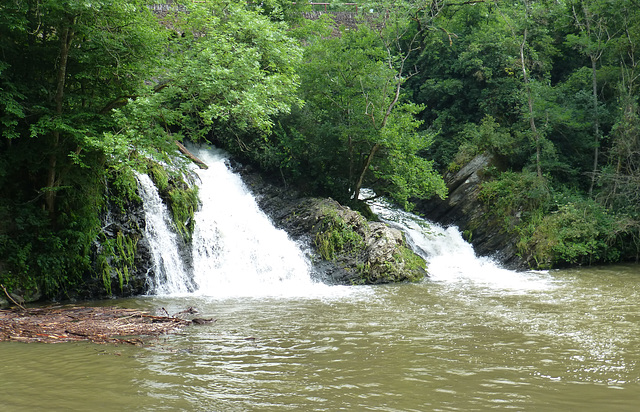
415, 152, 526, 270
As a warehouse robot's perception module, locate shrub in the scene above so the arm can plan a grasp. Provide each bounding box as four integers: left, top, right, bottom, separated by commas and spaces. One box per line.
522, 200, 621, 268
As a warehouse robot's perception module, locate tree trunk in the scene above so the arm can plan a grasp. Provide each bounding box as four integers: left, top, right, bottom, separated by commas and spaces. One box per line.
175, 141, 208, 169
588, 56, 600, 197
348, 134, 354, 193
45, 22, 74, 220
520, 27, 543, 179
352, 143, 380, 201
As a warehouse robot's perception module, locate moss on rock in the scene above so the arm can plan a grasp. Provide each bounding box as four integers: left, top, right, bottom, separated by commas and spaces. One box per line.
147, 162, 199, 243
283, 198, 426, 285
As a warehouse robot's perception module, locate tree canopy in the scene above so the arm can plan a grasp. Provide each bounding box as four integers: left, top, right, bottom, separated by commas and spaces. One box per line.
0, 0, 167, 296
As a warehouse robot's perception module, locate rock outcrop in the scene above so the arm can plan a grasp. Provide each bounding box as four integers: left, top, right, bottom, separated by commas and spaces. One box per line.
80, 184, 153, 299
415, 152, 527, 270
236, 166, 427, 285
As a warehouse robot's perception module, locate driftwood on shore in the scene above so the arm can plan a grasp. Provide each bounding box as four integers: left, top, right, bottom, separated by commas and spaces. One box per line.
0, 306, 192, 345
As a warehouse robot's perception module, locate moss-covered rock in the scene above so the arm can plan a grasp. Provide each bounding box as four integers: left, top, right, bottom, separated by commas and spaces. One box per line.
304, 198, 426, 284
237, 167, 427, 285
84, 169, 152, 299
147, 162, 199, 243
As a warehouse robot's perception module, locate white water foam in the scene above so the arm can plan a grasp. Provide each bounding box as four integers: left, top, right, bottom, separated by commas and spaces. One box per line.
137, 173, 194, 295
366, 193, 551, 292
188, 145, 354, 299
141, 146, 548, 299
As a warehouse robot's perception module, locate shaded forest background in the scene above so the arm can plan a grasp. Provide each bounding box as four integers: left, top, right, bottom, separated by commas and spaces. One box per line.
1, 0, 640, 299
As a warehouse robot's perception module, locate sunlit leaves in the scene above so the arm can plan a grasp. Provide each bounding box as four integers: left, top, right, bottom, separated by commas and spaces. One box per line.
132, 0, 303, 143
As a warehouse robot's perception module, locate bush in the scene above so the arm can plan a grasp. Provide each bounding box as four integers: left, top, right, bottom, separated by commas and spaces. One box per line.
478, 171, 550, 231
522, 199, 621, 268
452, 115, 516, 169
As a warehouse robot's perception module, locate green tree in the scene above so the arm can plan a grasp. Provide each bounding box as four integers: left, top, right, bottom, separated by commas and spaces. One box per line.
494, 0, 561, 180
285, 11, 446, 208
405, 1, 533, 169
597, 1, 640, 215
566, 0, 614, 196
112, 0, 303, 157
1, 0, 164, 218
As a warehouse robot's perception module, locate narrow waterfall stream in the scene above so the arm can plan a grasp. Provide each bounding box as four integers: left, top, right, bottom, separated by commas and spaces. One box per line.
136, 173, 194, 295
365, 193, 551, 292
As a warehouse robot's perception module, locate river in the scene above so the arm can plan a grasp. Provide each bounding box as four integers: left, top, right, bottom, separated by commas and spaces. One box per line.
2, 264, 639, 411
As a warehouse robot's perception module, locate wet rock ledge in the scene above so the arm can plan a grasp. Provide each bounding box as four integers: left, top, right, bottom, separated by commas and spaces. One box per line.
235, 166, 427, 285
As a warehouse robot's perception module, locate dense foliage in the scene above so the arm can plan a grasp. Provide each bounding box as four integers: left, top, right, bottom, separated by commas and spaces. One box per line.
0, 0, 306, 299
2, 0, 640, 299
0, 0, 166, 298
401, 0, 640, 267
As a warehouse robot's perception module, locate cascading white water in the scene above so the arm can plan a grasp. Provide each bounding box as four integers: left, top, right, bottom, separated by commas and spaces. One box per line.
188, 145, 330, 298
136, 145, 356, 299
139, 145, 547, 297
136, 173, 194, 295
365, 192, 551, 292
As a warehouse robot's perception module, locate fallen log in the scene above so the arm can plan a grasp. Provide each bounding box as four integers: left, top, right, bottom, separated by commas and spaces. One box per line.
175, 140, 208, 169
1, 284, 26, 311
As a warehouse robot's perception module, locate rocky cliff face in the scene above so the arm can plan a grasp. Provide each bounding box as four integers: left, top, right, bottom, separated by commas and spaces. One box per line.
1, 181, 154, 305
236, 165, 427, 285
79, 184, 153, 300
414, 152, 527, 270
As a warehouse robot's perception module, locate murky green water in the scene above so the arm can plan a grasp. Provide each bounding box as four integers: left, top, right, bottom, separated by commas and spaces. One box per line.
2, 265, 640, 411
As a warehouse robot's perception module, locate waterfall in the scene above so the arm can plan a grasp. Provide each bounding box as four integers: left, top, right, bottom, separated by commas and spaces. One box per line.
365, 193, 551, 292
137, 173, 194, 295
139, 145, 547, 297
138, 144, 347, 298
188, 145, 321, 298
